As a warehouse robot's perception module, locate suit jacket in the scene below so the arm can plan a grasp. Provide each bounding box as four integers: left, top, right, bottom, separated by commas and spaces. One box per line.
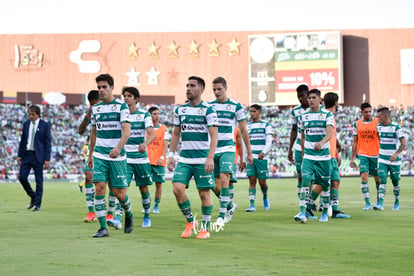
18, 119, 52, 164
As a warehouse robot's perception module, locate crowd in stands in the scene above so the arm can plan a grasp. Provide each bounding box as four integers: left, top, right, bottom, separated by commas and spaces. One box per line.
1, 103, 413, 180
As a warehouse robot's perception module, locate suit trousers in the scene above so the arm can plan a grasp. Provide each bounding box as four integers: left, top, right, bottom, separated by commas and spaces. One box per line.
19, 151, 44, 207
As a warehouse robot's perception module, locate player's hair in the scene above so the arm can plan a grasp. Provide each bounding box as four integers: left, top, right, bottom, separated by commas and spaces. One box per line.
96, 74, 114, 87
307, 89, 321, 97
122, 87, 140, 99
360, 102, 372, 111
87, 90, 99, 101
377, 106, 390, 116
188, 76, 205, 90
250, 104, 262, 111
212, 76, 227, 89
28, 105, 41, 116
324, 92, 338, 108
296, 84, 309, 94
149, 106, 159, 114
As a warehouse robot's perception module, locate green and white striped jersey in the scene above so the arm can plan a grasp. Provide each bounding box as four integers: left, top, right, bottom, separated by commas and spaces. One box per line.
208, 98, 246, 154
173, 101, 218, 164
125, 107, 154, 164
91, 98, 130, 161
377, 122, 405, 165
298, 108, 334, 161
291, 104, 309, 152
247, 120, 272, 160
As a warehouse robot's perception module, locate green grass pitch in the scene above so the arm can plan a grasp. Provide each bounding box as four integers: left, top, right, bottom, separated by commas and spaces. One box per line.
1, 177, 413, 275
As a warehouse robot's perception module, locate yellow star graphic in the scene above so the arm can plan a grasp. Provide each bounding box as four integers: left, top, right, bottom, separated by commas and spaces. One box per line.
189, 40, 200, 57
128, 42, 140, 59
208, 39, 221, 57
227, 38, 241, 56
148, 42, 160, 58
168, 41, 180, 58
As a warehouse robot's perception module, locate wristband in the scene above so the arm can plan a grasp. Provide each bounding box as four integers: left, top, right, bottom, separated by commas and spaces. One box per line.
168, 152, 174, 158
160, 156, 165, 160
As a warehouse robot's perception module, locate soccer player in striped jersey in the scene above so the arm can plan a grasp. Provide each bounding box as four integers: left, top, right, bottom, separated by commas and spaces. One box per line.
168, 76, 218, 239
88, 74, 134, 238
295, 89, 333, 223
350, 103, 380, 210
374, 107, 406, 211
78, 90, 100, 223
307, 92, 350, 219
208, 76, 253, 227
147, 106, 170, 214
288, 85, 309, 200
122, 87, 155, 227
245, 104, 273, 212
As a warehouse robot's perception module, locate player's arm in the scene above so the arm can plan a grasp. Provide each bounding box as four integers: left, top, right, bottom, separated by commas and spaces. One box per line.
160, 138, 169, 165
301, 128, 305, 157
238, 120, 253, 166
139, 127, 155, 153
315, 125, 333, 151
259, 133, 273, 160
110, 122, 130, 158
78, 106, 92, 135
205, 126, 218, 173
167, 126, 181, 171
88, 125, 97, 169
350, 136, 358, 168
390, 137, 407, 162
288, 124, 298, 162
235, 128, 245, 171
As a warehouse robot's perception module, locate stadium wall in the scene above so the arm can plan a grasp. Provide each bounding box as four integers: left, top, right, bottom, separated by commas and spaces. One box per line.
1, 29, 413, 107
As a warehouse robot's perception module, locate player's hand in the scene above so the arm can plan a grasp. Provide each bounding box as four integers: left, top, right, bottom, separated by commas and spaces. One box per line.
88, 156, 94, 169
44, 160, 50, 169
17, 157, 21, 166
138, 144, 146, 153
336, 156, 342, 167
390, 153, 398, 162
287, 151, 294, 162
246, 153, 254, 166
239, 162, 246, 172
314, 142, 322, 151
258, 152, 265, 160
110, 148, 120, 158
156, 158, 164, 166
167, 157, 175, 172
205, 157, 214, 173
350, 160, 357, 168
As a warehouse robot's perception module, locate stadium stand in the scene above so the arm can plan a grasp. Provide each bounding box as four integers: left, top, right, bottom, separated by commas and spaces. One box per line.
0, 103, 413, 180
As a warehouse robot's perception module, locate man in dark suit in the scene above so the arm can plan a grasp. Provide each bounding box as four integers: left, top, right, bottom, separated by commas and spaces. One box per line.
18, 105, 52, 212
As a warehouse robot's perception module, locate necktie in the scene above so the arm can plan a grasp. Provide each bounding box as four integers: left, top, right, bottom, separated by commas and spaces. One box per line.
30, 121, 36, 150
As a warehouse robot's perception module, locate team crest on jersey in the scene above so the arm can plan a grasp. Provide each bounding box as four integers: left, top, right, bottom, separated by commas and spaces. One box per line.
198, 108, 203, 114
136, 114, 143, 120
112, 105, 117, 111
226, 104, 231, 110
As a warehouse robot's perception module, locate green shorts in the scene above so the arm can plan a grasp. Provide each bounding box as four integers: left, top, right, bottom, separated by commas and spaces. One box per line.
246, 159, 268, 180
151, 165, 165, 183
378, 162, 401, 181
295, 149, 303, 172
172, 162, 215, 190
127, 163, 153, 187
230, 163, 237, 183
330, 158, 340, 182
84, 159, 92, 172
92, 157, 128, 188
359, 156, 378, 176
301, 158, 331, 187
213, 152, 235, 178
